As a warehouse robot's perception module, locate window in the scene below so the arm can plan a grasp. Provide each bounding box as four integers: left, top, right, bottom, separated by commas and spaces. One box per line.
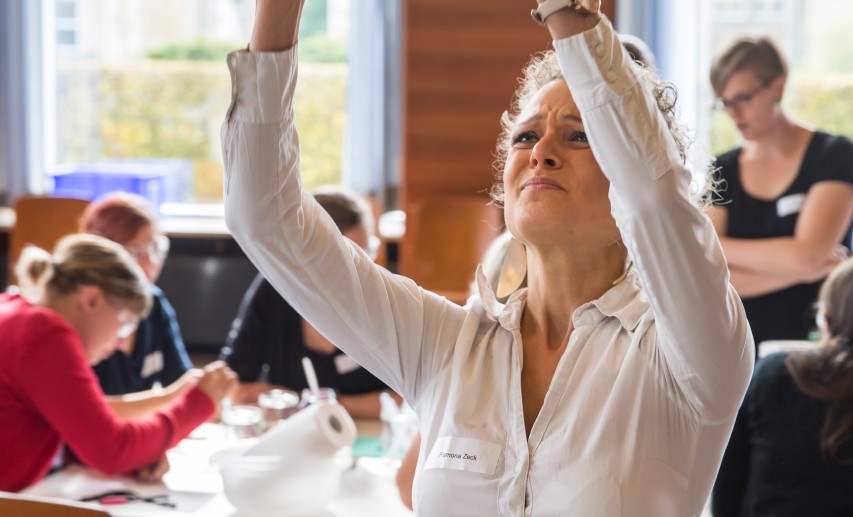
618, 0, 851, 171
55, 0, 77, 49
39, 0, 353, 213
705, 0, 853, 155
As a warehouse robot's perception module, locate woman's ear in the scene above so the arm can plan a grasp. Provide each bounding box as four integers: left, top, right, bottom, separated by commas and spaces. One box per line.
77, 285, 103, 313
770, 74, 786, 102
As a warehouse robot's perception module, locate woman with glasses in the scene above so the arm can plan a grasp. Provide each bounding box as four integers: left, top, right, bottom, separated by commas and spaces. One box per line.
79, 193, 198, 419
0, 234, 236, 491
713, 257, 853, 516
708, 36, 853, 351
220, 185, 397, 419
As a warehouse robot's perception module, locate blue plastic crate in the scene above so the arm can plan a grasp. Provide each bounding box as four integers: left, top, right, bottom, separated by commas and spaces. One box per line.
48, 161, 170, 211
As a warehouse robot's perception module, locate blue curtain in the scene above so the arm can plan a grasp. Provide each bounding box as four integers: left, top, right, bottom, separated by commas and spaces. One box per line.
0, 0, 44, 203
342, 0, 402, 206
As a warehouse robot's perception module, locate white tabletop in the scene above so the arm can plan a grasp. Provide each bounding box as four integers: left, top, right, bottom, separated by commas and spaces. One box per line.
23, 423, 413, 517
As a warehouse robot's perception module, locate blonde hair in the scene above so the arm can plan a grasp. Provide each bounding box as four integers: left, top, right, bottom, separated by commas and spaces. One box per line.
491, 49, 705, 205
15, 233, 152, 317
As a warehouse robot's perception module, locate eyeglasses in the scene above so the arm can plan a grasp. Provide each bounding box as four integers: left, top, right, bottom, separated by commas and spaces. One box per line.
713, 83, 770, 112
105, 297, 140, 339
124, 235, 170, 263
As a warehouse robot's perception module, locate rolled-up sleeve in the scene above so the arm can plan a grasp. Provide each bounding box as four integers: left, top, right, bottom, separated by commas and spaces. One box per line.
221, 49, 466, 405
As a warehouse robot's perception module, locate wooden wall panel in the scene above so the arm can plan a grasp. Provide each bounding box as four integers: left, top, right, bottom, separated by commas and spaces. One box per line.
400, 1, 617, 279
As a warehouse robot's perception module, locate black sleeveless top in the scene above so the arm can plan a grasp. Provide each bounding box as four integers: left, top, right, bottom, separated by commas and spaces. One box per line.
714, 131, 853, 349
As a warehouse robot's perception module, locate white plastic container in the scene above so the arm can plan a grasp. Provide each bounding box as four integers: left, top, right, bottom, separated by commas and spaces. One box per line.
213, 446, 341, 516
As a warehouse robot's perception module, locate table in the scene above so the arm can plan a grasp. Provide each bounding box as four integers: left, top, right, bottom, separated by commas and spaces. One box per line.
23, 422, 413, 517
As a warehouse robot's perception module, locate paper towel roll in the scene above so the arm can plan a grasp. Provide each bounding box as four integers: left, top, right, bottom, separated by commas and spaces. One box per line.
243, 400, 357, 460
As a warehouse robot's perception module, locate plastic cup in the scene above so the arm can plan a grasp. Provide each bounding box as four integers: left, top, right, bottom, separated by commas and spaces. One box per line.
299, 387, 337, 410
258, 389, 300, 426
221, 404, 265, 440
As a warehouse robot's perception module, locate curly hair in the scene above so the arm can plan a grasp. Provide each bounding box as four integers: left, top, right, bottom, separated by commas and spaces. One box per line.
490, 49, 711, 206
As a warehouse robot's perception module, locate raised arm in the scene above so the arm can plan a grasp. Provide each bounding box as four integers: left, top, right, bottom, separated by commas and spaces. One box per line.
544, 8, 753, 421
249, 0, 304, 52
223, 0, 468, 405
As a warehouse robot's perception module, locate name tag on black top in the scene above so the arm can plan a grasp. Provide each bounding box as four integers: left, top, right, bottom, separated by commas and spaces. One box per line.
776, 193, 805, 218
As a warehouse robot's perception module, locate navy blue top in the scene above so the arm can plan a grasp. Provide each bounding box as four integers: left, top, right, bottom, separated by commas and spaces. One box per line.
93, 286, 192, 395
220, 273, 388, 395
712, 352, 853, 516
714, 132, 853, 348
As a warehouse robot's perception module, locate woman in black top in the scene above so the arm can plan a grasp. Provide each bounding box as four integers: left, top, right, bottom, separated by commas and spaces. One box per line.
712, 257, 853, 516
220, 186, 394, 418
707, 36, 853, 350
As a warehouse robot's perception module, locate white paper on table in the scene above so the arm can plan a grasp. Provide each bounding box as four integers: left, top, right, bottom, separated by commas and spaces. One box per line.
22, 464, 126, 500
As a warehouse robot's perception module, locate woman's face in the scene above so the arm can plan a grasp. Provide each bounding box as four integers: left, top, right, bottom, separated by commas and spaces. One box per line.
120, 223, 167, 282
77, 288, 139, 364
719, 68, 783, 141
503, 79, 617, 249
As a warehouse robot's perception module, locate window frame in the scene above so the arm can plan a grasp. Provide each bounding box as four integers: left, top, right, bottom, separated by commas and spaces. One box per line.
1, 0, 401, 212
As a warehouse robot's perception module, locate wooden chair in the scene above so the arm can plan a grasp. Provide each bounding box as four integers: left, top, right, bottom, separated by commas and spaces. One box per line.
402, 195, 503, 304
0, 492, 109, 517
8, 195, 91, 285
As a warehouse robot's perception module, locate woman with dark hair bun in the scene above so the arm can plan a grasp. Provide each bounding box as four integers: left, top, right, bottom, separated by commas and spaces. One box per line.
712, 257, 853, 516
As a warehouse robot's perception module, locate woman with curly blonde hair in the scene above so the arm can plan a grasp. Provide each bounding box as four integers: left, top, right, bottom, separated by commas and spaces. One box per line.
223, 1, 753, 514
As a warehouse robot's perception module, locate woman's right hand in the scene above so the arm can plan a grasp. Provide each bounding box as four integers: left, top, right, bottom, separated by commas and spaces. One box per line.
196, 361, 238, 411
805, 244, 849, 283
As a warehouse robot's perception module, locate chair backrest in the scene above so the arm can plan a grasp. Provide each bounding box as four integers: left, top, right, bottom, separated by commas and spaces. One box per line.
364, 194, 387, 268
402, 195, 503, 304
8, 196, 90, 285
0, 492, 109, 517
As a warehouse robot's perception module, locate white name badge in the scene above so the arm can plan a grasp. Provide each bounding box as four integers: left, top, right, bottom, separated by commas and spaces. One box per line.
424, 436, 502, 475
334, 354, 362, 375
777, 193, 805, 218
141, 351, 164, 379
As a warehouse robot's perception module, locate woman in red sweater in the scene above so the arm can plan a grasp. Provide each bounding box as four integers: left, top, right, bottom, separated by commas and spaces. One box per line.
0, 233, 236, 492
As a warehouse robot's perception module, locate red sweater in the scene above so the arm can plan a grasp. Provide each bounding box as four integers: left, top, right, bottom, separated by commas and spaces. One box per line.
0, 293, 214, 492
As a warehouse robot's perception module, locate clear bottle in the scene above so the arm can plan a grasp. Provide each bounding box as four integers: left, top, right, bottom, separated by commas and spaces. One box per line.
379, 392, 399, 454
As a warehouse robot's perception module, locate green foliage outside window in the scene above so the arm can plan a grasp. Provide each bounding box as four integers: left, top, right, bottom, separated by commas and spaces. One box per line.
55, 60, 347, 202
146, 34, 347, 64
146, 39, 238, 61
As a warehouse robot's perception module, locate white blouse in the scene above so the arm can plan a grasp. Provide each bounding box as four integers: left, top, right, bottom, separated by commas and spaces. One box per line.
222, 16, 754, 517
